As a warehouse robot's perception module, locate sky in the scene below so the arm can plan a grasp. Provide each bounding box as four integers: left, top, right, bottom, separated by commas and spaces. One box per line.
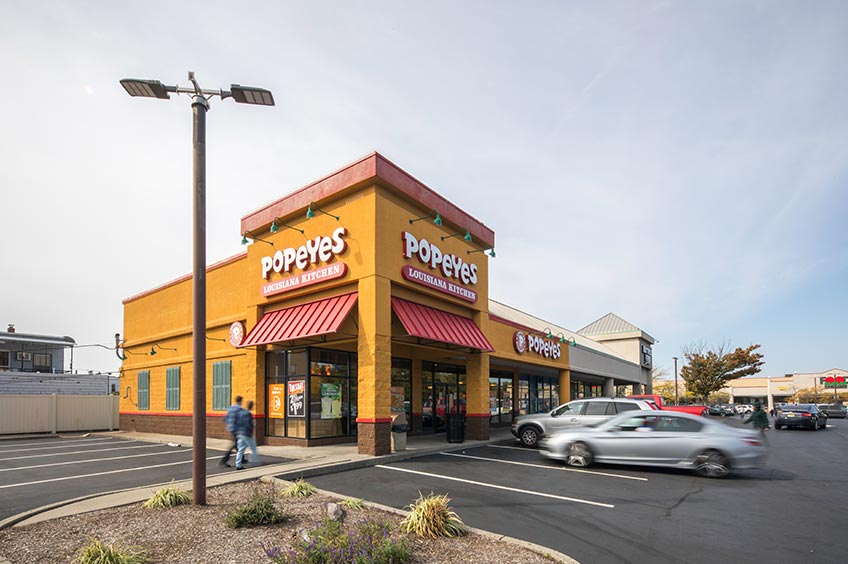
1, 1, 846, 380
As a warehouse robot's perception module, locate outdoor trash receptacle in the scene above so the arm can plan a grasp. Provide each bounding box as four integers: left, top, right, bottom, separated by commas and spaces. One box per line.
391, 412, 408, 451
446, 415, 465, 443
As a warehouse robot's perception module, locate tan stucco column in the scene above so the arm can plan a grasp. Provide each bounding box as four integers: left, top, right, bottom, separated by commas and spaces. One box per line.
465, 311, 491, 440
357, 275, 392, 455
558, 369, 571, 403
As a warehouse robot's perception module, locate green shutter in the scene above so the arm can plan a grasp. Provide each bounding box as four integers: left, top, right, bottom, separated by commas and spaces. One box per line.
166, 367, 180, 410
212, 361, 232, 410
138, 371, 150, 410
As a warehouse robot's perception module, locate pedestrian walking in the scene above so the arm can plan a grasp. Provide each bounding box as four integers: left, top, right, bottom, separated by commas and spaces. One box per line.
235, 400, 261, 470
219, 395, 245, 467
743, 401, 770, 446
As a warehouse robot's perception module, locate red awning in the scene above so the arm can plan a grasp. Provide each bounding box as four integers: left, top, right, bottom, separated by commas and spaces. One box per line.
391, 297, 494, 352
241, 292, 358, 347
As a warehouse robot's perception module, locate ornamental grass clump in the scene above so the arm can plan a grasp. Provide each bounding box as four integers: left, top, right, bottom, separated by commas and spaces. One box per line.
74, 537, 149, 564
226, 484, 291, 529
262, 517, 411, 564
141, 482, 191, 509
400, 491, 466, 538
339, 497, 366, 510
281, 478, 316, 498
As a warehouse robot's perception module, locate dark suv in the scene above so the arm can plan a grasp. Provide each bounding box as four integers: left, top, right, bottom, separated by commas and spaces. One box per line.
817, 404, 847, 419
511, 397, 655, 447
774, 404, 828, 430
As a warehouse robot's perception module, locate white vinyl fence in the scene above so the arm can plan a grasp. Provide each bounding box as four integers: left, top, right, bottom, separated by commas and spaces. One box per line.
0, 394, 120, 435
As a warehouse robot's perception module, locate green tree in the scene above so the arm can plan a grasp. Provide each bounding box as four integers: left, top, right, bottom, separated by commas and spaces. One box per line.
680, 341, 764, 403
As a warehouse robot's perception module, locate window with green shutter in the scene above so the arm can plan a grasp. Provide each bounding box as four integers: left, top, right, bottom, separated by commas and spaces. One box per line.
138, 370, 150, 410
166, 367, 181, 410
212, 360, 232, 411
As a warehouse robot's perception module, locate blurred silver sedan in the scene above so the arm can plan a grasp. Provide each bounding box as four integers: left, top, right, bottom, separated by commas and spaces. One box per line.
538, 411, 767, 478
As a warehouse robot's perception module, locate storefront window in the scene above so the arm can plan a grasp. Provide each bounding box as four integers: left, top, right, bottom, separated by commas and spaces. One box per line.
391, 358, 412, 422
519, 374, 560, 415
489, 371, 514, 424
310, 349, 349, 377
310, 376, 349, 438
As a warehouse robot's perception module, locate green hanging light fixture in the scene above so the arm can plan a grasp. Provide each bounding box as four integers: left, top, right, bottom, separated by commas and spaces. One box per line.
241, 230, 274, 247
409, 209, 442, 226
306, 203, 339, 221
270, 218, 304, 234
441, 227, 472, 243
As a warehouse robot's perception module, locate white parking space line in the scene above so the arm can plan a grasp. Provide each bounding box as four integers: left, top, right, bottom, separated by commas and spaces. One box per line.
374, 464, 614, 508
487, 444, 531, 451
441, 452, 648, 481
0, 448, 191, 472
0, 444, 163, 462
0, 437, 114, 449
0, 438, 122, 454
0, 456, 220, 490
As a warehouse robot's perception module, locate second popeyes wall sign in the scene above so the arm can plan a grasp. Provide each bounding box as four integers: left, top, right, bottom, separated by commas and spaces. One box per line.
259, 227, 348, 297
401, 231, 478, 303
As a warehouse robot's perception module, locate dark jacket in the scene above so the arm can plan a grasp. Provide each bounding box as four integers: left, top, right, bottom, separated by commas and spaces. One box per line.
744, 408, 769, 430
234, 407, 254, 437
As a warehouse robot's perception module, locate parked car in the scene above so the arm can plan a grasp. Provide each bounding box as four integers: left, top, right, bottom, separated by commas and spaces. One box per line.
774, 404, 828, 430
627, 394, 708, 416
511, 397, 655, 447
707, 404, 735, 417
817, 404, 847, 419
734, 404, 753, 415
538, 411, 768, 478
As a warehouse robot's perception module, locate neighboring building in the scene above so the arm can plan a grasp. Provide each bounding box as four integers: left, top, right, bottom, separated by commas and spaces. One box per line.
119, 153, 654, 455
725, 368, 848, 411
0, 325, 118, 395
0, 324, 73, 374
578, 313, 656, 395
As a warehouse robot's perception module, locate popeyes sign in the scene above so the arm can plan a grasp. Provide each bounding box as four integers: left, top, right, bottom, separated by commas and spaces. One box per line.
401, 231, 478, 303
513, 330, 562, 360
259, 227, 348, 297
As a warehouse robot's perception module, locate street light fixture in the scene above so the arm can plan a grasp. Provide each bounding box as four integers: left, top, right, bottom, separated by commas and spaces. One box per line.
120, 72, 274, 505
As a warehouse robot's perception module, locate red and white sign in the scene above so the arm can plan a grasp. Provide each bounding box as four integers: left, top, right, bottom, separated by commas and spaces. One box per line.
228, 321, 245, 347
402, 265, 478, 303
262, 263, 347, 297
513, 330, 561, 359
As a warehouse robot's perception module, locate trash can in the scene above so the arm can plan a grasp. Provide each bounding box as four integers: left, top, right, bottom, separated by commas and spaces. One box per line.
391, 412, 408, 451
446, 415, 465, 443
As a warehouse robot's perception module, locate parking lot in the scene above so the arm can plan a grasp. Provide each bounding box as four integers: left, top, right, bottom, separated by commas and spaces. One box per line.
307, 416, 848, 564
0, 435, 289, 522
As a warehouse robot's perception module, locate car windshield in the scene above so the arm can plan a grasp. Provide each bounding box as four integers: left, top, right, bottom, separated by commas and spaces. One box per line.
781, 405, 811, 412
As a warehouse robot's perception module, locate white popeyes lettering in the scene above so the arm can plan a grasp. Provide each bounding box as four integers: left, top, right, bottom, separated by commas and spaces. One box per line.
261, 226, 348, 279
525, 334, 561, 360
401, 231, 478, 285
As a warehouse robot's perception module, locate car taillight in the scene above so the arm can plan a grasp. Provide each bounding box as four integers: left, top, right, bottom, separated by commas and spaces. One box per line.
802, 412, 812, 418
741, 438, 763, 447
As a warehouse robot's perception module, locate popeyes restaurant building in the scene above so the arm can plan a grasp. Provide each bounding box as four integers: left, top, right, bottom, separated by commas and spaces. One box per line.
120, 153, 651, 455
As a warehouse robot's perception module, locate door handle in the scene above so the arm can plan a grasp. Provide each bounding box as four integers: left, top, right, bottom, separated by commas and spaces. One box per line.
570, 418, 578, 422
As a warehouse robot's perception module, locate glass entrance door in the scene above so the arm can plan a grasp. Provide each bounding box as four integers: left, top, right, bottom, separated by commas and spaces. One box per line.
433, 384, 456, 433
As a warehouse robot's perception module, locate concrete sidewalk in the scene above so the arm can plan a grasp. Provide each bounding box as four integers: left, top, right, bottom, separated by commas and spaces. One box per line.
2, 427, 517, 529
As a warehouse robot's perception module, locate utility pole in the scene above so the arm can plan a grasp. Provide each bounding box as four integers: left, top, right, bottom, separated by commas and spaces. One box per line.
672, 356, 679, 406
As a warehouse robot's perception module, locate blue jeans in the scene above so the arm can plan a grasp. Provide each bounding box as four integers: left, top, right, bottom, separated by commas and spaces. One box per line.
236, 434, 261, 468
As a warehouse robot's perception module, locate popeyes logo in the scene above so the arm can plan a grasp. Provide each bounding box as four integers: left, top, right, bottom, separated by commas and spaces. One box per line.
261, 227, 347, 279
513, 330, 561, 360
401, 231, 479, 302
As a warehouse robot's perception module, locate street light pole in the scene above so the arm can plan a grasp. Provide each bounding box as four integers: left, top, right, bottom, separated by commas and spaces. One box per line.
672, 356, 679, 406
120, 73, 274, 505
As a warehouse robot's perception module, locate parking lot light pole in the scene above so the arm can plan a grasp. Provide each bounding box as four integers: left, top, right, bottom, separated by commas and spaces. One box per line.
120, 73, 274, 505
672, 356, 679, 406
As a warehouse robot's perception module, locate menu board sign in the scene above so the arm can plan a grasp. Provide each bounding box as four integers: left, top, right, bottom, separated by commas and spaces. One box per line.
287, 380, 306, 418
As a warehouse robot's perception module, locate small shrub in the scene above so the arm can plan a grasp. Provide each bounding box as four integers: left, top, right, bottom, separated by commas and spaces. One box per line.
339, 497, 365, 510
227, 485, 291, 529
281, 478, 316, 498
74, 537, 149, 564
262, 517, 411, 564
400, 491, 466, 538
142, 482, 191, 509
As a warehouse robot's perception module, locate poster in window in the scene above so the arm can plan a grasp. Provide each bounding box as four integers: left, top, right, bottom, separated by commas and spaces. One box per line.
287, 380, 306, 418
268, 384, 286, 419
320, 382, 342, 419
391, 386, 405, 413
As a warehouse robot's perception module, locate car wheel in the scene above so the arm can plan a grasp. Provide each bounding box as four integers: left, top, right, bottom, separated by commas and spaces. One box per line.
566, 442, 594, 467
519, 426, 541, 447
694, 450, 730, 478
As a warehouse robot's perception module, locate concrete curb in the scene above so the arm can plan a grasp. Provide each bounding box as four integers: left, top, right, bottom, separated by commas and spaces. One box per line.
261, 474, 581, 564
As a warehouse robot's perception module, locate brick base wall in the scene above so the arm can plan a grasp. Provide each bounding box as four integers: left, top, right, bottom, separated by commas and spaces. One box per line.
357, 421, 391, 455
466, 416, 489, 440
120, 414, 267, 444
